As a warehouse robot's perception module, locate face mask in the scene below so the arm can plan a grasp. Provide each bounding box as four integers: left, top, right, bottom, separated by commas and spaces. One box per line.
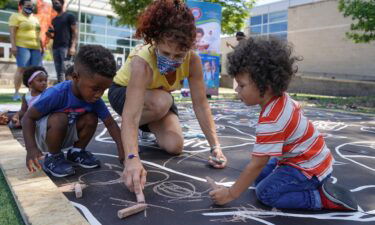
53, 3, 62, 12
23, 6, 34, 15
155, 49, 183, 75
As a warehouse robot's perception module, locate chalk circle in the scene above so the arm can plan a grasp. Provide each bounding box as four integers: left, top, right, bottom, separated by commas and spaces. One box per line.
144, 170, 170, 187
153, 180, 199, 199
79, 170, 123, 186
335, 141, 375, 172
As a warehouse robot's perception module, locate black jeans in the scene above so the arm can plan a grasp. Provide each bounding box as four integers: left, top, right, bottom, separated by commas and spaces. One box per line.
52, 47, 68, 83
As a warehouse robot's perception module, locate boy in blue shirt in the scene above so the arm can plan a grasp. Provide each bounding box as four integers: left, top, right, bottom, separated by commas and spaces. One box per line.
22, 45, 124, 177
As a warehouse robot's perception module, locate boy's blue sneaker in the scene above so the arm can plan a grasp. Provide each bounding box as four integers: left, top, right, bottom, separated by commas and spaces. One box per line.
67, 149, 100, 169
43, 152, 75, 177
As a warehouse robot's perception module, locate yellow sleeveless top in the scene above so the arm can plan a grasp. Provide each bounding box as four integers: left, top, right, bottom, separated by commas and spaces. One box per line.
113, 44, 191, 92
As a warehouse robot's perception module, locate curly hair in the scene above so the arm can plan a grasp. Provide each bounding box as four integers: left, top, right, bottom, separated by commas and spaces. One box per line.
135, 0, 196, 51
227, 37, 302, 97
75, 45, 116, 79
22, 66, 48, 88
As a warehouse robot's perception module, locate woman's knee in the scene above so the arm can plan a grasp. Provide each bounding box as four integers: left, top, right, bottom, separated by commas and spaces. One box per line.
144, 91, 172, 118
159, 132, 184, 155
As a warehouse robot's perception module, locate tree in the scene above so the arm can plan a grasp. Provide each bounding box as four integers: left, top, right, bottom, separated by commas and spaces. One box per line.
109, 0, 254, 35
0, 0, 11, 8
338, 0, 375, 43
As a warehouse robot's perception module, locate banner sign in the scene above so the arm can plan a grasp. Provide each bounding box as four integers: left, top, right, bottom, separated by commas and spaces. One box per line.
184, 1, 222, 96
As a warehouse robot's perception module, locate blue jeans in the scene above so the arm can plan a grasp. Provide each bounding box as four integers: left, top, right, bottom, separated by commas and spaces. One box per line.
16, 46, 42, 67
52, 47, 68, 83
254, 158, 325, 210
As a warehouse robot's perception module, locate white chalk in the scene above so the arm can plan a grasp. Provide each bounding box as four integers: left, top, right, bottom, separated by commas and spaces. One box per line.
75, 183, 82, 198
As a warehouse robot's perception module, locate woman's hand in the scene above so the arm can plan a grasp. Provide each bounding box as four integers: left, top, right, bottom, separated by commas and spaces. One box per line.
209, 187, 236, 205
209, 147, 227, 169
123, 157, 147, 194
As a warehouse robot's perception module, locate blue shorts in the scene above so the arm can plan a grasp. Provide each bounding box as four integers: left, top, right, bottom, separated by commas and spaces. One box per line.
16, 46, 42, 68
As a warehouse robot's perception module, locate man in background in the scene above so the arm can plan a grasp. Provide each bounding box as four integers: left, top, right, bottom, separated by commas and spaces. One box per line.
46, 0, 77, 83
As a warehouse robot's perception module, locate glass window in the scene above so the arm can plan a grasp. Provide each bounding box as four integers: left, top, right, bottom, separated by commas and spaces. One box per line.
85, 34, 105, 44
250, 26, 261, 35
269, 22, 287, 33
80, 12, 86, 23
269, 11, 287, 23
107, 28, 131, 38
250, 15, 261, 26
262, 24, 268, 34
85, 24, 106, 35
86, 14, 107, 26
107, 37, 130, 47
0, 11, 12, 22
0, 23, 9, 34
262, 14, 268, 24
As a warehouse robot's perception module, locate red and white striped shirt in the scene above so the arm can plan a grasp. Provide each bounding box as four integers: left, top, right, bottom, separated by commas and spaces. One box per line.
253, 93, 333, 181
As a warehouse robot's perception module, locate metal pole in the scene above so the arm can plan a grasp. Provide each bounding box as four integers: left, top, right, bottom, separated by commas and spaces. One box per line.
78, 0, 81, 47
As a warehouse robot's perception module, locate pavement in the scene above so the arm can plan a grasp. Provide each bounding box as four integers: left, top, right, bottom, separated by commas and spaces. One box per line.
2, 100, 375, 225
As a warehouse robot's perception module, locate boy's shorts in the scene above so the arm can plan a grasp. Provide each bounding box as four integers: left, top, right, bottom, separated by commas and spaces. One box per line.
35, 115, 78, 152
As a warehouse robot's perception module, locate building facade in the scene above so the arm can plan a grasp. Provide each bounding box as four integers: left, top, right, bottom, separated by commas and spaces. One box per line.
0, 0, 141, 81
222, 0, 375, 96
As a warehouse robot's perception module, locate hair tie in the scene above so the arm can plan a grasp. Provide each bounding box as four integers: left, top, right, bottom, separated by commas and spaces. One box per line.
28, 71, 46, 84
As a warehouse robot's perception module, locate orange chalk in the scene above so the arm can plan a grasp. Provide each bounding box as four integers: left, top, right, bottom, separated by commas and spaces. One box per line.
117, 203, 147, 219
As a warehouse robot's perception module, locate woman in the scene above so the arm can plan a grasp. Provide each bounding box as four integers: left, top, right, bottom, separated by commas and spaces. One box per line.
109, 0, 227, 196
9, 0, 43, 101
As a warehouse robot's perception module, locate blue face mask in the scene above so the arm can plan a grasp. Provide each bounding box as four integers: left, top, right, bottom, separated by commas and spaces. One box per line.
155, 49, 183, 75
23, 6, 34, 15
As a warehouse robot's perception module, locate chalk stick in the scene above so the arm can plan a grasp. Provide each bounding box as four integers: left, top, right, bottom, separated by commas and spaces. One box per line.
206, 176, 219, 190
136, 191, 145, 203
117, 203, 147, 219
75, 183, 82, 199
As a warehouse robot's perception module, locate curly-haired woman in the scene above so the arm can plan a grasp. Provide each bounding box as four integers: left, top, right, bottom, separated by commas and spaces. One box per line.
108, 0, 227, 197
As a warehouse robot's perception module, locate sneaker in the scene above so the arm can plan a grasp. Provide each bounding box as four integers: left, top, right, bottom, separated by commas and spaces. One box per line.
43, 152, 75, 177
67, 149, 100, 168
319, 181, 358, 211
138, 130, 156, 142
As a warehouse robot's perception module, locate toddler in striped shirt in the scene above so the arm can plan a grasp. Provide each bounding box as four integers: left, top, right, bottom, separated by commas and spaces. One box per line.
209, 37, 357, 211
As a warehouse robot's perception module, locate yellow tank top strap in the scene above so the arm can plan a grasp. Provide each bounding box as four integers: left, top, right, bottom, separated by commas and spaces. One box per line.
113, 44, 191, 92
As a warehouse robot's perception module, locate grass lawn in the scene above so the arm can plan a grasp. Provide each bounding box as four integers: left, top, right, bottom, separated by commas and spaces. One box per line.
0, 169, 24, 225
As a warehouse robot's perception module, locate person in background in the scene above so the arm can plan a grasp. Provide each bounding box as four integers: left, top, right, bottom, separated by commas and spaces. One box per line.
226, 31, 246, 49
9, 0, 43, 101
46, 0, 78, 83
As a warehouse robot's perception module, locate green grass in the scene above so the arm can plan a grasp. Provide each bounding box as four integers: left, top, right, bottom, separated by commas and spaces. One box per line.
0, 170, 24, 225
0, 94, 20, 105
290, 93, 375, 114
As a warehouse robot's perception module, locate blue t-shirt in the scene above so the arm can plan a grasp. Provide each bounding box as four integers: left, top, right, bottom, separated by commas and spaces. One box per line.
33, 81, 110, 124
